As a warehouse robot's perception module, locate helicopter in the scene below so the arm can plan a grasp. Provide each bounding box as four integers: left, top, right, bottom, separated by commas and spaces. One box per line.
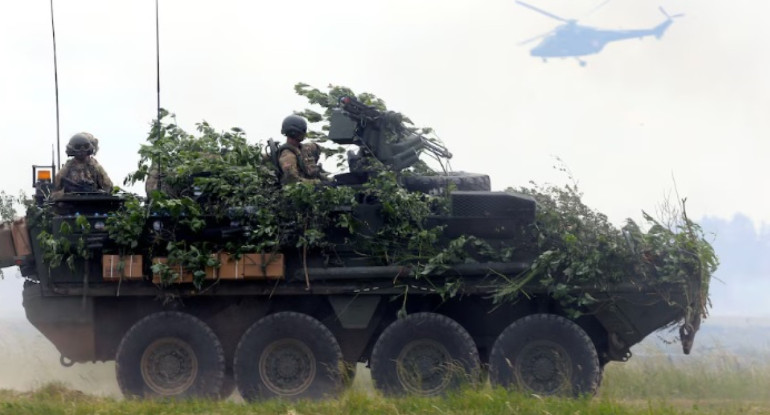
516, 1, 684, 66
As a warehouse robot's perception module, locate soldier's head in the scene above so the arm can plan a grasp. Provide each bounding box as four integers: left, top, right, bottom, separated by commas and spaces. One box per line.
281, 115, 307, 142
66, 132, 96, 160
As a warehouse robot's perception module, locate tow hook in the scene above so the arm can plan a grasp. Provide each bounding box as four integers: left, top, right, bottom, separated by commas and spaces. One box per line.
59, 355, 75, 367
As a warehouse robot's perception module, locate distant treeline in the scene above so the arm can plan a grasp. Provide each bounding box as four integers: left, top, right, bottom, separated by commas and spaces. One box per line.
700, 213, 770, 280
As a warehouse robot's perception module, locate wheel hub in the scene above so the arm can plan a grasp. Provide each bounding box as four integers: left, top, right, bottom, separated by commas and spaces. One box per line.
260, 338, 316, 396
515, 340, 571, 394
532, 356, 557, 381
396, 339, 452, 396
140, 337, 198, 396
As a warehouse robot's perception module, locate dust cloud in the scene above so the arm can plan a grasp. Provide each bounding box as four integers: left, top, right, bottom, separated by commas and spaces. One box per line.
0, 318, 120, 397
0, 270, 119, 396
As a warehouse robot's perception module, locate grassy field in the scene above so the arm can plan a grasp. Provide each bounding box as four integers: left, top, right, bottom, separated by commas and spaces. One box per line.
1, 350, 769, 415
2, 315, 769, 414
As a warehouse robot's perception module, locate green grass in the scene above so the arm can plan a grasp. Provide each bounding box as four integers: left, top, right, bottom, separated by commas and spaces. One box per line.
2, 353, 770, 415
0, 385, 704, 415
602, 352, 770, 402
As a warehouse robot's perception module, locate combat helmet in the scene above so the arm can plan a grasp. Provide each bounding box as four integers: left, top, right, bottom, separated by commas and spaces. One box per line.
281, 115, 307, 139
66, 132, 95, 157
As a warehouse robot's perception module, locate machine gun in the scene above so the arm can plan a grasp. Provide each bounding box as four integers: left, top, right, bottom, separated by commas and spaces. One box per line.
338, 96, 382, 122
328, 96, 452, 172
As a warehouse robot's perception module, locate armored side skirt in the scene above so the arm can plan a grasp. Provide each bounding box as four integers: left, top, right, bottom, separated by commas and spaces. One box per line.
22, 283, 96, 363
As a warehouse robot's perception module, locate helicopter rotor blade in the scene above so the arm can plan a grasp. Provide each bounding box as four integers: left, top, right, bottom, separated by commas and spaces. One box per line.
518, 29, 554, 46
516, 0, 570, 23
659, 7, 685, 19
585, 0, 611, 18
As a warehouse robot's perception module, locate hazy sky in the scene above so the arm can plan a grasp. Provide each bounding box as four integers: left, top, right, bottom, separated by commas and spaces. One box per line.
0, 1, 768, 317
2, 0, 768, 225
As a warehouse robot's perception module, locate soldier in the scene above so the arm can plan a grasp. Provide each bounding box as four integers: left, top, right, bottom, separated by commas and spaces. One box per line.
277, 115, 327, 185
144, 162, 174, 198
53, 132, 113, 195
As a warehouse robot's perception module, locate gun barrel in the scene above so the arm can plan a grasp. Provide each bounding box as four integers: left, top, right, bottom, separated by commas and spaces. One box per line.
421, 138, 453, 159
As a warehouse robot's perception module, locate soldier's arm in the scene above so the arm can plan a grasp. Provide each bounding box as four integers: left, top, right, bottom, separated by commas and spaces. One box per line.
92, 160, 113, 191
279, 150, 303, 185
307, 142, 322, 163
307, 143, 331, 181
53, 164, 69, 191
100, 168, 113, 190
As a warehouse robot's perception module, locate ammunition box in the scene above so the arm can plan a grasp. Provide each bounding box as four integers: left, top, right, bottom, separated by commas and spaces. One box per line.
242, 253, 284, 279
102, 255, 144, 280
215, 253, 285, 279
151, 257, 193, 284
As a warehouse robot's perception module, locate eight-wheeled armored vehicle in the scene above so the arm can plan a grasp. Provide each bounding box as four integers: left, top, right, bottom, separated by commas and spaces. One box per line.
0, 97, 706, 400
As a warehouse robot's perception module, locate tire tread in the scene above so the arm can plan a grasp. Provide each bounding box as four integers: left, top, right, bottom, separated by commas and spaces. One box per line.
370, 312, 480, 396
489, 313, 601, 396
115, 311, 225, 399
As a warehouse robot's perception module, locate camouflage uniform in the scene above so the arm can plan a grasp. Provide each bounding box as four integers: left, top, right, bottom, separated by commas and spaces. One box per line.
145, 163, 177, 197
54, 157, 113, 194
278, 142, 325, 185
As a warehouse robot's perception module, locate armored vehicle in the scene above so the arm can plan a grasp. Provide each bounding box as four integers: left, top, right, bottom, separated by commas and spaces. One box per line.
0, 97, 707, 400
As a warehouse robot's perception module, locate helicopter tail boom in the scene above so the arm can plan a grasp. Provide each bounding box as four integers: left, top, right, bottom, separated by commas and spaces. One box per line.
653, 19, 673, 39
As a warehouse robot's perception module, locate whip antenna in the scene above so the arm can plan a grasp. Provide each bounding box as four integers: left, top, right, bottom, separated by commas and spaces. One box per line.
49, 0, 61, 168
155, 0, 162, 184
155, 0, 161, 124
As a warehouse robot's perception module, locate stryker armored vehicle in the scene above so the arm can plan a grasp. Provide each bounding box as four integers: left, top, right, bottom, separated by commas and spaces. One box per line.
0, 97, 707, 401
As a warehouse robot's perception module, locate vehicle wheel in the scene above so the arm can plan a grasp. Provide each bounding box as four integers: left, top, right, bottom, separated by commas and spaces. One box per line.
401, 172, 490, 194
234, 312, 343, 401
370, 312, 480, 396
115, 311, 225, 399
489, 314, 601, 397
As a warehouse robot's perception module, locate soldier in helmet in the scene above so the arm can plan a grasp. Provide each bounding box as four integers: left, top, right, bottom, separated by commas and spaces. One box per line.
53, 132, 113, 196
277, 114, 327, 185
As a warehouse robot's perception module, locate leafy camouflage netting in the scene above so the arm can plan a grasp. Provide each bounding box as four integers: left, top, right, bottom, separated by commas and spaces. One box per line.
31, 84, 717, 334
498, 180, 716, 336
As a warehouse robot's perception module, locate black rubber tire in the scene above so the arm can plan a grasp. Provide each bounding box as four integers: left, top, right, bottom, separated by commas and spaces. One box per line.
401, 172, 490, 194
489, 314, 601, 397
234, 312, 344, 401
370, 312, 480, 396
115, 311, 225, 399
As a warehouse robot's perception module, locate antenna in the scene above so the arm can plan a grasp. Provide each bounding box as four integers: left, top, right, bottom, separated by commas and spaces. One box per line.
49, 0, 61, 169
156, 0, 161, 124
155, 0, 162, 185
